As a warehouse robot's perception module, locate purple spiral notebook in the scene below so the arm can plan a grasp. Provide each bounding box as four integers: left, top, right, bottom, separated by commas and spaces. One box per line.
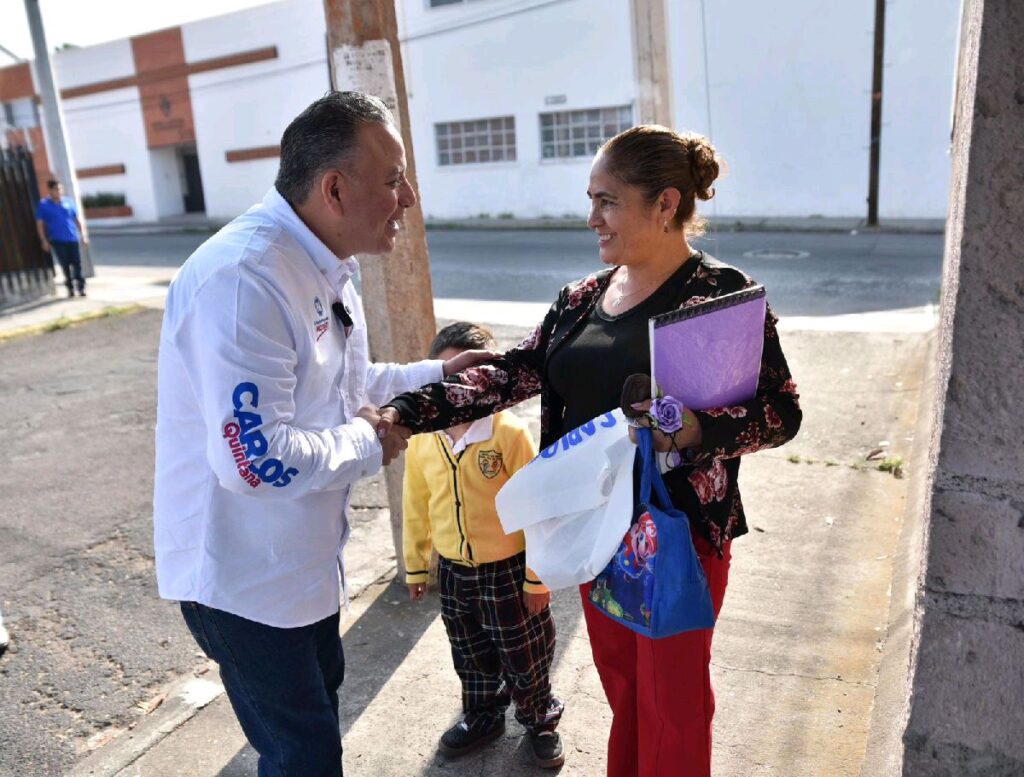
649, 286, 767, 410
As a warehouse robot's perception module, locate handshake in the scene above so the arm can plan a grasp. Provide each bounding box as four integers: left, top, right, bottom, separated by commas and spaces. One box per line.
356, 347, 502, 466
356, 406, 409, 466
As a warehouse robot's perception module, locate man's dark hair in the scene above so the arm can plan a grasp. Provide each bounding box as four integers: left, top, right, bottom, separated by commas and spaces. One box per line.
274, 91, 394, 205
47, 179, 60, 189
429, 322, 496, 359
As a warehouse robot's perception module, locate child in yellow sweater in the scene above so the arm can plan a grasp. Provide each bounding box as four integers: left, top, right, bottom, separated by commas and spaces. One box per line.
403, 322, 564, 768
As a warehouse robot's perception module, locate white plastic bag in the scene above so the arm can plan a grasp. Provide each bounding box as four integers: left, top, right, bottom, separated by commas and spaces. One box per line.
496, 409, 637, 591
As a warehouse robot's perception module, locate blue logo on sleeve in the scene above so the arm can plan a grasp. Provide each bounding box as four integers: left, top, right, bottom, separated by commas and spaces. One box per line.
221, 381, 299, 488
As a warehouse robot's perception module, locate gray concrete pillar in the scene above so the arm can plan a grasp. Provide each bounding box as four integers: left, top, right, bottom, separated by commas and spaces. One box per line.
900, 0, 1024, 772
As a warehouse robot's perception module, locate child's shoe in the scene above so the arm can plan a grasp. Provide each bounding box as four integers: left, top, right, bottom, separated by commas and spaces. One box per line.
529, 730, 565, 768
439, 717, 505, 758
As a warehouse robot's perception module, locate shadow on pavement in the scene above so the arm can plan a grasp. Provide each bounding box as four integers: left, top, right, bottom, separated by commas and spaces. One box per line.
214, 580, 585, 776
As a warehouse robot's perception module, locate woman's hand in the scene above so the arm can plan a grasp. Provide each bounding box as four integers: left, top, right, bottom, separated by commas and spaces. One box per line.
628, 399, 703, 452
442, 349, 502, 377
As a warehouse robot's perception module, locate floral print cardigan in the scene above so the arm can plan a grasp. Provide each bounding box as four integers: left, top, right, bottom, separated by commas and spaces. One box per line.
384, 255, 802, 553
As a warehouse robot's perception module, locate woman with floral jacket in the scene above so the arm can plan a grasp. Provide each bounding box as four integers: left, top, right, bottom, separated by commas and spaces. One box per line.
381, 125, 801, 777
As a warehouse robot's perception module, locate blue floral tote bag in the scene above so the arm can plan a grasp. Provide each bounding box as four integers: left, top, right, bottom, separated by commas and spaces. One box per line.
588, 427, 716, 638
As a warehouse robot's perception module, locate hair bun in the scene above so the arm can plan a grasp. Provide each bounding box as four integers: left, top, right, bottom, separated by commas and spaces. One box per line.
684, 134, 719, 201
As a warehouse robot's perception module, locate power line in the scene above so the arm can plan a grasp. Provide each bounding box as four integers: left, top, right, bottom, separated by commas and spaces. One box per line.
0, 42, 26, 62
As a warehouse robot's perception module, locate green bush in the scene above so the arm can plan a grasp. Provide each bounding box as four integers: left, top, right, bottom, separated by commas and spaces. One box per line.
83, 192, 126, 208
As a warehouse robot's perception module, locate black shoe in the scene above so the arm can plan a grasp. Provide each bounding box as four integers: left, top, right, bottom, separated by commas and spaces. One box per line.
66, 288, 75, 298
439, 717, 505, 758
78, 288, 87, 297
0, 623, 9, 657
529, 731, 565, 768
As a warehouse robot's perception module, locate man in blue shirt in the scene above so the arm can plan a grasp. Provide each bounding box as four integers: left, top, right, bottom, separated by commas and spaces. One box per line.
36, 179, 88, 297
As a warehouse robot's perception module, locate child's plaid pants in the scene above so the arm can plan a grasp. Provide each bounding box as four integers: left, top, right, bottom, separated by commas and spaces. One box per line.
438, 552, 563, 734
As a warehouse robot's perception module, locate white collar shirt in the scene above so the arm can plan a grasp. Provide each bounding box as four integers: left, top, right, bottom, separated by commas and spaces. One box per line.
153, 187, 443, 628
440, 415, 494, 455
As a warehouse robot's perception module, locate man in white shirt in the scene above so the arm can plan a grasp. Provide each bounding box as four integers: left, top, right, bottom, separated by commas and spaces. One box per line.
153, 92, 492, 777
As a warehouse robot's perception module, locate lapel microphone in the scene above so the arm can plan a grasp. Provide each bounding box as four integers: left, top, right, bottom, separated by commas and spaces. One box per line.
331, 301, 353, 330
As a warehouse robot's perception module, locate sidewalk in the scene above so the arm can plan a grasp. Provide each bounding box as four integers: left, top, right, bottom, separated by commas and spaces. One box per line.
2, 265, 936, 776
0, 266, 174, 339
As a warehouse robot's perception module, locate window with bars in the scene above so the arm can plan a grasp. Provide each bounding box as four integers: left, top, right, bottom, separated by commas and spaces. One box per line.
540, 105, 633, 160
436, 116, 516, 166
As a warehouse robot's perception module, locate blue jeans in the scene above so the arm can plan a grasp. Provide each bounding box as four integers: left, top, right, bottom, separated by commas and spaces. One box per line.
180, 602, 345, 777
50, 240, 84, 293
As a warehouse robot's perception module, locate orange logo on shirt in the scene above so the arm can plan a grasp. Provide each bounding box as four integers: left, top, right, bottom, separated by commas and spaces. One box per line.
478, 450, 503, 479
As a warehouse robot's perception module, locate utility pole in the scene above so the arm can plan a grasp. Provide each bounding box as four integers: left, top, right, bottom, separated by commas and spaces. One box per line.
866, 0, 886, 226
630, 0, 673, 126
23, 0, 92, 274
322, 1, 437, 580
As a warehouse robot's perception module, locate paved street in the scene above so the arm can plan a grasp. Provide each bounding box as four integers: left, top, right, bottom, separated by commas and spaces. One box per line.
89, 228, 944, 317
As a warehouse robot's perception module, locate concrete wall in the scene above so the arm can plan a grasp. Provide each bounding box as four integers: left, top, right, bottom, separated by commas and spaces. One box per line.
862, 1, 1024, 773
182, 0, 330, 221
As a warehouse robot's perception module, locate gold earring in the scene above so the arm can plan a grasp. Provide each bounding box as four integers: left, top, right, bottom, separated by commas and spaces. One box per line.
663, 222, 669, 233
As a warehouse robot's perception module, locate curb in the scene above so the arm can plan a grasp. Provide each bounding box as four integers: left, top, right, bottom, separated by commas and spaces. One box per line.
0, 304, 145, 342
858, 330, 939, 775
67, 673, 224, 777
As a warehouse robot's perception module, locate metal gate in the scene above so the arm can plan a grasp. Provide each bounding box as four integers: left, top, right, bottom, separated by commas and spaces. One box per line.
0, 146, 54, 308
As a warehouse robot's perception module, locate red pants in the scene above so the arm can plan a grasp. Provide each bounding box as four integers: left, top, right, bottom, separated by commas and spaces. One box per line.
580, 536, 731, 777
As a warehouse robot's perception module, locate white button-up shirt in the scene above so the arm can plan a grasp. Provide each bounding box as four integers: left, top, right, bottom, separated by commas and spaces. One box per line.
153, 187, 443, 628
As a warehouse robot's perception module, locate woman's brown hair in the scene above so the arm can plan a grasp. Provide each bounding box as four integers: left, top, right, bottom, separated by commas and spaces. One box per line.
598, 125, 721, 236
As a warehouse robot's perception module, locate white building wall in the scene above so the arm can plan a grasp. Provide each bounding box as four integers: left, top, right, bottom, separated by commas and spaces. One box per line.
669, 1, 875, 219
38, 0, 958, 223
55, 40, 161, 221
878, 1, 959, 218
403, 0, 956, 221
182, 0, 330, 221
400, 0, 635, 220
667, 0, 957, 220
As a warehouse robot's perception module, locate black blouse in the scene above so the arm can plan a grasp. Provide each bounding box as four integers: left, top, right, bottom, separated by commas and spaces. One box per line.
384, 254, 802, 553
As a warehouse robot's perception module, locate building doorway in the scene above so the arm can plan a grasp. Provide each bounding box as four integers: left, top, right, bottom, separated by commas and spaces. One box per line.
181, 149, 206, 213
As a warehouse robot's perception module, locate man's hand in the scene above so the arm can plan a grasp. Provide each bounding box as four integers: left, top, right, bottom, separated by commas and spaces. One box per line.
375, 407, 411, 451
41, 239, 51, 253
408, 583, 427, 602
523, 590, 550, 616
442, 348, 502, 377
356, 405, 410, 465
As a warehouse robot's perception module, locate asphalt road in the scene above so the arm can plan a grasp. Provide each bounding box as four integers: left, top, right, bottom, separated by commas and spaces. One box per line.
89, 228, 944, 317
